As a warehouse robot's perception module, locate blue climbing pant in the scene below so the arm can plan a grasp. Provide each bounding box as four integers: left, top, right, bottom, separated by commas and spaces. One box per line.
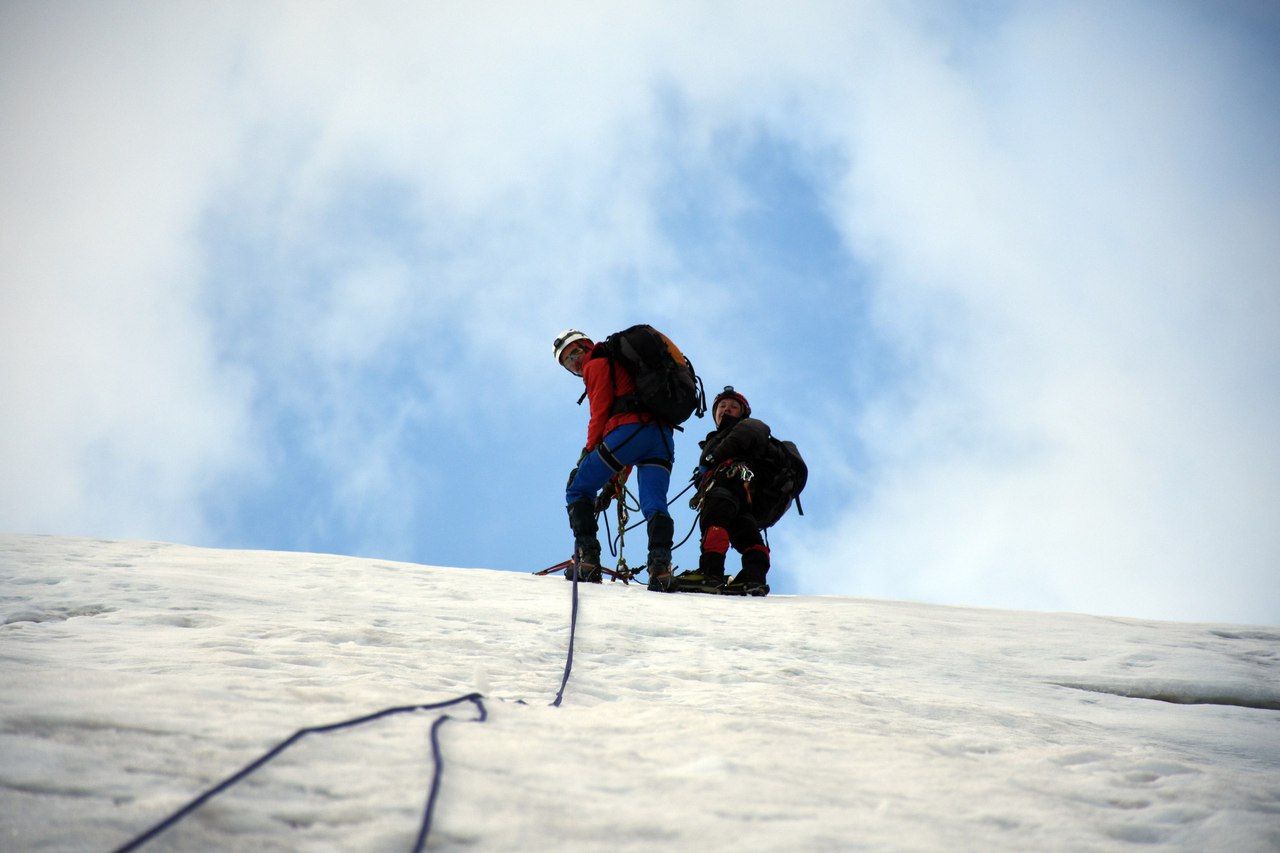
566, 423, 674, 519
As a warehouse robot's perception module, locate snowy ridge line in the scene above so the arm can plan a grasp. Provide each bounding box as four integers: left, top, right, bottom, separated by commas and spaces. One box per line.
5, 536, 1280, 850
111, 694, 488, 853
1051, 680, 1280, 712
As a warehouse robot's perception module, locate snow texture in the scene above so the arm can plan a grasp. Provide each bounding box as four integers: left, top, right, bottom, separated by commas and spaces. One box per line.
1, 535, 1278, 851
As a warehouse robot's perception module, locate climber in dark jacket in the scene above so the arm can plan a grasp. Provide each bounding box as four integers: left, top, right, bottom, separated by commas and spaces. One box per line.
682, 386, 773, 595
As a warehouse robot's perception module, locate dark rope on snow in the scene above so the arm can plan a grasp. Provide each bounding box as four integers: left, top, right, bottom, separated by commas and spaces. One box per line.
551, 476, 703, 706
114, 470, 686, 853
551, 567, 582, 708
111, 694, 487, 853
413, 699, 487, 852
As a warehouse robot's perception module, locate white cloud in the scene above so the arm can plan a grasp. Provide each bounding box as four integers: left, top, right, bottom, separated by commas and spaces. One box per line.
793, 2, 1280, 623
1, 3, 253, 539
2, 2, 1274, 623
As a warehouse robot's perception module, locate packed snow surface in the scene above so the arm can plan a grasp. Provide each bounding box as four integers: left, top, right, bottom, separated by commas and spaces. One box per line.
1, 535, 1278, 851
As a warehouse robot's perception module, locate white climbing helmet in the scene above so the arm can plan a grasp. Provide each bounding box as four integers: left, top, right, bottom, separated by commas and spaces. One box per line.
552, 328, 590, 364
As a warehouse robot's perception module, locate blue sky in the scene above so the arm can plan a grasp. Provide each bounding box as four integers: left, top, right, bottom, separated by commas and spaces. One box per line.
3, 1, 1278, 625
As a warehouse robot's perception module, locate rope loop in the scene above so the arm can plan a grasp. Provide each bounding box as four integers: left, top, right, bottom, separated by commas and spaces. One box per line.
111, 695, 487, 853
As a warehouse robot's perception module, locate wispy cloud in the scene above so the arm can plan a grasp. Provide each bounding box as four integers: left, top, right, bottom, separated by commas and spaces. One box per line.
1, 3, 253, 538
2, 2, 1275, 623
789, 2, 1280, 623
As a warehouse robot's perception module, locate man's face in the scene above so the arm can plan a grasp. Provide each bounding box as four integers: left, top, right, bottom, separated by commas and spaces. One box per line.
560, 341, 589, 376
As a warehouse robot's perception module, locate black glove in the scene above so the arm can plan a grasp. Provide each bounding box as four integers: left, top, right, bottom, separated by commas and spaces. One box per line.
566, 447, 591, 489
594, 476, 623, 512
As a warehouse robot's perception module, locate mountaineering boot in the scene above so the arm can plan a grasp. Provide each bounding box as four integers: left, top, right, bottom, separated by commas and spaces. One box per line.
673, 525, 728, 591
645, 513, 675, 592
724, 544, 770, 596
699, 549, 728, 580
566, 499, 603, 583
673, 549, 727, 592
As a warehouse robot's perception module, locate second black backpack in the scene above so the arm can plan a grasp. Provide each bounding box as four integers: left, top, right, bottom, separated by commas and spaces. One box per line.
753, 437, 808, 529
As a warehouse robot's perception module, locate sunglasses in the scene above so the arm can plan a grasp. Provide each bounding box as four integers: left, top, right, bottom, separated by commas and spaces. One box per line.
560, 342, 588, 374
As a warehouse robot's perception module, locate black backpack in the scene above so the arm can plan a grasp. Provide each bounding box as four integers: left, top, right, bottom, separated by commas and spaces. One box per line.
583, 325, 707, 427
753, 436, 808, 529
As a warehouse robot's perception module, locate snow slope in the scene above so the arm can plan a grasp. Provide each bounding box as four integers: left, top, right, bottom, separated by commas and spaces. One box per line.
1, 535, 1277, 851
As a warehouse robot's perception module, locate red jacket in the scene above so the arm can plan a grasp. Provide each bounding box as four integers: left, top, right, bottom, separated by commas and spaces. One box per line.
581, 342, 654, 450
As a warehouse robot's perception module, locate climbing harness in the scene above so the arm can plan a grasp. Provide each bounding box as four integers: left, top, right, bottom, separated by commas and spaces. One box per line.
726, 461, 756, 506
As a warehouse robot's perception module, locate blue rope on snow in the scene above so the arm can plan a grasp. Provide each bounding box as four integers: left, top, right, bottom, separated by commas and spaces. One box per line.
112, 693, 487, 853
